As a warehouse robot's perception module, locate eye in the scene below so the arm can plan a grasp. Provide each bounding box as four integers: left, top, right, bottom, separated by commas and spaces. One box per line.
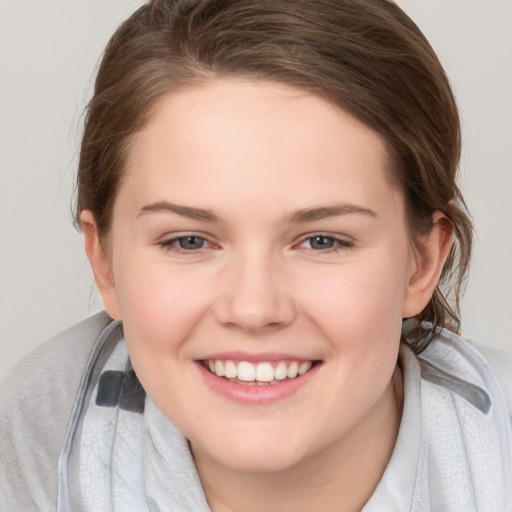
159, 235, 210, 252
176, 235, 207, 250
308, 235, 336, 250
299, 234, 352, 252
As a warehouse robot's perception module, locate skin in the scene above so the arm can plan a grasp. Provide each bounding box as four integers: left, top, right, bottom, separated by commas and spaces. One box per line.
82, 78, 452, 511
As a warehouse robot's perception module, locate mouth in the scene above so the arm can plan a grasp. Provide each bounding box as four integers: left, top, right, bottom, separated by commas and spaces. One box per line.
200, 359, 320, 386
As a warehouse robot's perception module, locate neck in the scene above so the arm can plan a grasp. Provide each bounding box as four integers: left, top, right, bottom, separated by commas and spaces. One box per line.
192, 366, 403, 512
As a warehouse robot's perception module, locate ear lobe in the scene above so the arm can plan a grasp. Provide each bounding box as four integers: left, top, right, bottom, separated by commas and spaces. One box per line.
80, 210, 122, 320
402, 212, 453, 318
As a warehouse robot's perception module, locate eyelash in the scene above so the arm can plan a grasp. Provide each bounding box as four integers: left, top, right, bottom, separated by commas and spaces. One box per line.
158, 233, 353, 256
158, 234, 212, 254
297, 234, 353, 254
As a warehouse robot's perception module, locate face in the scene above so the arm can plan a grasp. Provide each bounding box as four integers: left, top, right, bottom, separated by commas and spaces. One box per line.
87, 78, 434, 473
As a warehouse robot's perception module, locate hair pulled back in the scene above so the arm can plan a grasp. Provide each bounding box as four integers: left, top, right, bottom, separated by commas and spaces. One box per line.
75, 0, 473, 352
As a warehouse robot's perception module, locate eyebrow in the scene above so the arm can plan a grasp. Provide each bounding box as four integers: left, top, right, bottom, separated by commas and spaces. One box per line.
286, 204, 377, 223
138, 201, 219, 221
138, 201, 377, 223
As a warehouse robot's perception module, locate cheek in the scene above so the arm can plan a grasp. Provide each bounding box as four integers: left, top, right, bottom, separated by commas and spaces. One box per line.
296, 250, 409, 354
112, 260, 214, 417
310, 255, 407, 310
112, 255, 214, 359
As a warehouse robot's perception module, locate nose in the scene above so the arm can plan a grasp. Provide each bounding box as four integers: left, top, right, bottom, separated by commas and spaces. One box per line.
213, 249, 297, 333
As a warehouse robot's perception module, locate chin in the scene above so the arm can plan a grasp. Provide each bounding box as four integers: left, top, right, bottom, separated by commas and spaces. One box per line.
214, 452, 305, 474
193, 431, 314, 473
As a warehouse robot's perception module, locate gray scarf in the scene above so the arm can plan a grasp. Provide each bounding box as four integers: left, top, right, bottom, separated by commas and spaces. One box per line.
57, 322, 210, 511
56, 321, 512, 511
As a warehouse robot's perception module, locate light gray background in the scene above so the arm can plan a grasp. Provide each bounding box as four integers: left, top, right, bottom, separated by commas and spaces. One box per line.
1, 0, 511, 375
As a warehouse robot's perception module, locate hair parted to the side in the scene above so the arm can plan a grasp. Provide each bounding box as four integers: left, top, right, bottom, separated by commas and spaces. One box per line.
75, 0, 473, 353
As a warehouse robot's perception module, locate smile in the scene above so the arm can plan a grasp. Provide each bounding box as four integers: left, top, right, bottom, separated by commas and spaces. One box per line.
202, 359, 316, 386
197, 357, 322, 404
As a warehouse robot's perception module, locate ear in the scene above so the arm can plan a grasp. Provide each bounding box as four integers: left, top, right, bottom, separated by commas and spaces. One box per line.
80, 210, 122, 320
402, 212, 453, 318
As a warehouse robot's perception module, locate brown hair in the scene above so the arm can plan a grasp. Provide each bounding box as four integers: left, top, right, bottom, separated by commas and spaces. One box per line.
75, 0, 472, 352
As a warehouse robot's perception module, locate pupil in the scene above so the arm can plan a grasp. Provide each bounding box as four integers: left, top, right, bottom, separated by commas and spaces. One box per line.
179, 236, 203, 250
311, 236, 333, 249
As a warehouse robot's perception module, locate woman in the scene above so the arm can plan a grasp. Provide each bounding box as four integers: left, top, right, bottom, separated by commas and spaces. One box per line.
1, 1, 511, 510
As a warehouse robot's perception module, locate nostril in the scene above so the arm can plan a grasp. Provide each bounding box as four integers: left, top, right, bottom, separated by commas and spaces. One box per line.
214, 292, 297, 332
211, 259, 298, 331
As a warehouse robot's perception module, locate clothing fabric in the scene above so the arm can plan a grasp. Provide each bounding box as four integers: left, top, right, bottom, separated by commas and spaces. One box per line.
1, 312, 511, 511
0, 312, 112, 511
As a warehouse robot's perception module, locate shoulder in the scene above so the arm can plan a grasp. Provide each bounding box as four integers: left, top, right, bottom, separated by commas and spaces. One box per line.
404, 329, 512, 510
418, 328, 512, 413
0, 311, 114, 416
0, 312, 115, 510
466, 339, 512, 412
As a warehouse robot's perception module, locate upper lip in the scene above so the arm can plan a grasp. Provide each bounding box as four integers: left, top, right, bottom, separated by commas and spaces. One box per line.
197, 351, 318, 363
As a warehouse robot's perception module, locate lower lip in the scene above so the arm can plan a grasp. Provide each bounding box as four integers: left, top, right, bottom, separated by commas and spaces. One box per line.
195, 362, 321, 405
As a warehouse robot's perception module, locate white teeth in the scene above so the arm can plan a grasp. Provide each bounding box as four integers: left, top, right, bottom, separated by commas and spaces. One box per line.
298, 361, 312, 375
237, 361, 256, 382
224, 360, 237, 379
214, 360, 225, 377
255, 362, 274, 382
206, 359, 315, 382
274, 362, 288, 380
287, 362, 299, 379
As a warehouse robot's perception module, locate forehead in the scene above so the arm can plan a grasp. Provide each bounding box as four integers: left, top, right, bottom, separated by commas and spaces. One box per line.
121, 78, 402, 220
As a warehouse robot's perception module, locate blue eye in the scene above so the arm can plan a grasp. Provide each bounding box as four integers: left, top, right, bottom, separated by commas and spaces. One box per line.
309, 235, 336, 250
160, 235, 208, 252
177, 236, 206, 250
300, 235, 352, 252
